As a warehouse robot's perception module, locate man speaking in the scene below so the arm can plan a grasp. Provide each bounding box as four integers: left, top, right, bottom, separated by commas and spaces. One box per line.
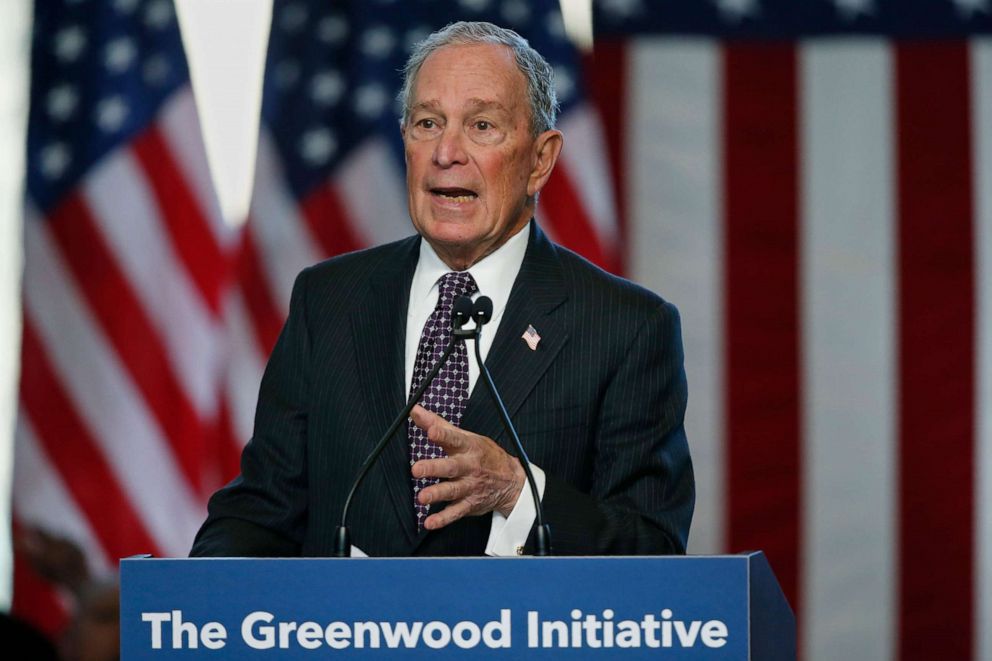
191, 21, 693, 558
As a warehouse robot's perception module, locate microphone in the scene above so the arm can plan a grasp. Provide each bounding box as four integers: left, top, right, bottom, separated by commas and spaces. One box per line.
468, 296, 552, 556
333, 295, 475, 557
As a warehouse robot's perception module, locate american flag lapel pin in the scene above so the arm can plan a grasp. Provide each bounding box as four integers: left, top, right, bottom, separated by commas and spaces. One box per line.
522, 324, 541, 351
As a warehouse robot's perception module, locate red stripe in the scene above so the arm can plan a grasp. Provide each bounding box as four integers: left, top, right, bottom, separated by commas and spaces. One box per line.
300, 182, 364, 258
132, 126, 231, 316
18, 318, 163, 559
46, 193, 210, 496
582, 40, 628, 273
236, 225, 285, 355
722, 44, 802, 612
540, 165, 618, 273
895, 42, 975, 661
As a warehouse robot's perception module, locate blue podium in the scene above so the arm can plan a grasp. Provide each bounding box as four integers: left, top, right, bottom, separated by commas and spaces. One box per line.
121, 552, 794, 659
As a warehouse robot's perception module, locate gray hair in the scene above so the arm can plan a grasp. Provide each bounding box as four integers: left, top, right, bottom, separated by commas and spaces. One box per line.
398, 21, 559, 136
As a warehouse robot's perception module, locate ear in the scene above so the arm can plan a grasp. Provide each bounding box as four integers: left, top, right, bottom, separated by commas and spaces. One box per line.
527, 129, 564, 197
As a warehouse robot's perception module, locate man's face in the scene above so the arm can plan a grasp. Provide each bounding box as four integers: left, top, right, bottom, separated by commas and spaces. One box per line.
402, 43, 559, 269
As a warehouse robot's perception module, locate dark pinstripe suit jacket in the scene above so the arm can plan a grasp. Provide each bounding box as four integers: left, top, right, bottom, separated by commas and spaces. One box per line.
190, 223, 694, 557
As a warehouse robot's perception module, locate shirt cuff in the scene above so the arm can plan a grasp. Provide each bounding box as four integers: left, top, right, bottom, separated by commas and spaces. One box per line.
485, 464, 545, 557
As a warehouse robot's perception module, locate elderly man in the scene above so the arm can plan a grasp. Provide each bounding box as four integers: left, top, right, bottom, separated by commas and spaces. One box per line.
191, 21, 693, 558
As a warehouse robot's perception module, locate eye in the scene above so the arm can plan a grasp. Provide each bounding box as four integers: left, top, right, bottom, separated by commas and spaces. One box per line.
417, 118, 438, 130
474, 120, 492, 131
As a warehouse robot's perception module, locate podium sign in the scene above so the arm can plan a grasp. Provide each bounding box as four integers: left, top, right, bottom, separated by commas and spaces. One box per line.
121, 552, 794, 659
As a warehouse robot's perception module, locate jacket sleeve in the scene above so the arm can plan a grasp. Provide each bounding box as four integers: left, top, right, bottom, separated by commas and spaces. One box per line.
189, 269, 313, 557
536, 300, 694, 555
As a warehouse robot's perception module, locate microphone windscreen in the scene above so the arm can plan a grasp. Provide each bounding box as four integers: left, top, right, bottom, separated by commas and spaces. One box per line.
453, 295, 475, 329
473, 296, 494, 326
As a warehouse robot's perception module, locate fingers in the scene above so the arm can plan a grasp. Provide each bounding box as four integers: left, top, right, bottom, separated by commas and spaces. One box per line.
423, 500, 473, 530
411, 456, 460, 480
409, 404, 469, 451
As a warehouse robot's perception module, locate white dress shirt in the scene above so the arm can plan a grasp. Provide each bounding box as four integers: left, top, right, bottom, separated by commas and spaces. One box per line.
404, 222, 545, 556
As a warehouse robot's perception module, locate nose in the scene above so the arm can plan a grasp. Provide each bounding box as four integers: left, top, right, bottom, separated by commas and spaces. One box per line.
432, 125, 468, 168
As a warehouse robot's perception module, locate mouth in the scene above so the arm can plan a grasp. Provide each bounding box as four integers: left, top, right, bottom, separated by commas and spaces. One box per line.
430, 187, 478, 204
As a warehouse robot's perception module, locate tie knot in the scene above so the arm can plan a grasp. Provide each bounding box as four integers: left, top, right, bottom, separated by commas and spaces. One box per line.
437, 271, 478, 308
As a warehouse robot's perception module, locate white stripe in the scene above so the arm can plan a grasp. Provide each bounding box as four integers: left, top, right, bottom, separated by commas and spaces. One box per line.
13, 415, 112, 576
22, 214, 205, 557
335, 138, 411, 246
626, 39, 724, 555
224, 293, 266, 446
800, 41, 896, 661
158, 87, 234, 242
556, 104, 621, 250
83, 149, 225, 417
250, 129, 323, 313
973, 37, 992, 661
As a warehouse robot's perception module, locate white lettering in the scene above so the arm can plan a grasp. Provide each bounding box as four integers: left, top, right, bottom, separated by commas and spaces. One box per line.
242, 611, 275, 650
482, 609, 511, 648
701, 620, 728, 648
296, 622, 323, 650
172, 610, 199, 649
354, 621, 380, 648
200, 622, 227, 649
380, 621, 423, 648
674, 620, 702, 646
527, 611, 539, 648
278, 621, 297, 649
422, 621, 451, 649
452, 621, 482, 649
141, 612, 170, 649
616, 621, 641, 647
325, 622, 351, 649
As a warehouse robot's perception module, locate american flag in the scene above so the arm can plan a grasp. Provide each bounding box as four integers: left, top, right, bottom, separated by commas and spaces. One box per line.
15, 0, 239, 630
13, 1, 992, 660
589, 1, 992, 660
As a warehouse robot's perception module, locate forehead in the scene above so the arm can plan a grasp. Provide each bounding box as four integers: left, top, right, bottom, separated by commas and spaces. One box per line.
411, 43, 528, 109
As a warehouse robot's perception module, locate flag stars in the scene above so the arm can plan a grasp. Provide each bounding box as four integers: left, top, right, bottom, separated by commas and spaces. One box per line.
273, 60, 301, 90
404, 26, 432, 54
833, 0, 875, 20
360, 26, 396, 59
105, 37, 137, 74
714, 0, 760, 22
143, 54, 171, 86
545, 12, 566, 40
310, 70, 345, 107
47, 84, 79, 122
554, 66, 576, 103
279, 3, 308, 33
54, 25, 87, 63
599, 0, 644, 20
953, 0, 990, 16
501, 0, 531, 24
39, 143, 72, 180
95, 96, 129, 133
299, 127, 337, 166
317, 16, 348, 46
144, 0, 174, 29
113, 0, 140, 14
459, 0, 493, 11
354, 84, 388, 119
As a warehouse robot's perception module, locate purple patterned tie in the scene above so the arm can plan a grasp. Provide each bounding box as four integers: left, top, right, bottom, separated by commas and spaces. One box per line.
408, 271, 478, 530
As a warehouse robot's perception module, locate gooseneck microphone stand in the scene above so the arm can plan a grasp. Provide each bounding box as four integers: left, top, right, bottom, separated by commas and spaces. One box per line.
468, 297, 553, 556
332, 297, 476, 557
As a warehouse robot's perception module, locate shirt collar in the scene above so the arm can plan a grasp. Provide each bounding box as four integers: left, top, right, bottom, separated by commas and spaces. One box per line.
411, 220, 531, 307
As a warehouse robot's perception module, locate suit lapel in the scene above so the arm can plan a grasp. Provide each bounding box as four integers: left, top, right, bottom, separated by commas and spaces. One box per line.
460, 223, 569, 448
351, 236, 421, 546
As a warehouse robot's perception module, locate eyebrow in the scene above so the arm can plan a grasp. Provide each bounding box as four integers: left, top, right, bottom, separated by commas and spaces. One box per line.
410, 98, 510, 115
